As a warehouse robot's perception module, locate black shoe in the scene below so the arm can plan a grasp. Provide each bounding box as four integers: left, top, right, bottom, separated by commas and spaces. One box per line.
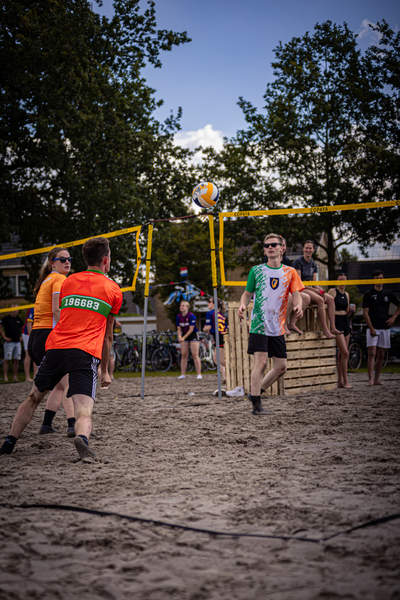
249, 394, 273, 416
74, 436, 96, 461
39, 425, 58, 434
66, 426, 75, 438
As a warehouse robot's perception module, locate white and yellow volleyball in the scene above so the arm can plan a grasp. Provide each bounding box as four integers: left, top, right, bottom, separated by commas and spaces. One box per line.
192, 181, 219, 209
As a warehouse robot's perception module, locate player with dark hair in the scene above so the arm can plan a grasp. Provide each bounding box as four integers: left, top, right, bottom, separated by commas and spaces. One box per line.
0, 237, 122, 461
363, 270, 400, 386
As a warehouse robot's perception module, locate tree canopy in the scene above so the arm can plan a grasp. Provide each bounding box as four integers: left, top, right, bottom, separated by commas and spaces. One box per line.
202, 21, 400, 278
0, 0, 194, 298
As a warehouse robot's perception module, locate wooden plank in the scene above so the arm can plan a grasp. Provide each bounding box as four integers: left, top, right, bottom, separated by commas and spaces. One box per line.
242, 307, 251, 393
234, 308, 243, 388
284, 373, 337, 389
286, 338, 336, 351
285, 365, 337, 379
225, 332, 231, 390
286, 357, 336, 369
287, 347, 336, 359
284, 382, 337, 396
286, 331, 330, 341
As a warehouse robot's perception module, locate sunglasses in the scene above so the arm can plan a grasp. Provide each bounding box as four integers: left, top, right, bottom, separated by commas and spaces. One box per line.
53, 257, 73, 264
263, 242, 281, 248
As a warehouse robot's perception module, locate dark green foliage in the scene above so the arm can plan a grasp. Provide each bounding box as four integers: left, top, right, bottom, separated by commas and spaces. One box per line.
0, 0, 193, 299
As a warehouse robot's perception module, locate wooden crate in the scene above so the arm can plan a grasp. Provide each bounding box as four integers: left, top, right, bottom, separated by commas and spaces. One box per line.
225, 302, 336, 396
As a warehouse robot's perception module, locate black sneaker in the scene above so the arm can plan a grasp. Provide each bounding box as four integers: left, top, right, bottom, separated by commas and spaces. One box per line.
249, 394, 273, 416
39, 425, 58, 434
74, 436, 96, 461
66, 426, 75, 438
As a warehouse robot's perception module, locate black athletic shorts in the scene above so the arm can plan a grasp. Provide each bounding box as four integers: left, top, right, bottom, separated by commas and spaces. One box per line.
28, 328, 52, 366
182, 331, 199, 343
34, 349, 100, 400
335, 315, 351, 337
247, 333, 287, 359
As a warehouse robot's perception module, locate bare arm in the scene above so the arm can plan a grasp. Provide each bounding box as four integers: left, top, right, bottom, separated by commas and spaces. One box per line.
180, 325, 194, 342
327, 288, 336, 299
291, 291, 303, 318
27, 321, 33, 334
0, 325, 11, 342
363, 307, 376, 336
387, 304, 400, 328
238, 290, 253, 320
100, 315, 115, 387
52, 293, 61, 324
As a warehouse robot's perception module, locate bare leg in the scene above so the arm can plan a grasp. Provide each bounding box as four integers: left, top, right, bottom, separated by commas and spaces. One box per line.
73, 394, 94, 439
180, 342, 189, 376
324, 294, 343, 335
373, 347, 385, 385
303, 289, 334, 339
24, 352, 33, 382
12, 359, 20, 382
44, 374, 68, 412
62, 394, 75, 419
213, 346, 226, 381
289, 292, 310, 334
260, 357, 287, 391
190, 341, 202, 376
10, 385, 48, 438
367, 346, 376, 386
251, 352, 269, 396
3, 359, 9, 382
336, 333, 351, 388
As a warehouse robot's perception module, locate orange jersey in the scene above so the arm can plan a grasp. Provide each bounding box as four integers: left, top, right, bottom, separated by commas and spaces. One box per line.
32, 272, 66, 329
46, 269, 123, 359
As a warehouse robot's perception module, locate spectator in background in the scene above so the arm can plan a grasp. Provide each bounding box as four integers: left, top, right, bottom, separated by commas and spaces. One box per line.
328, 274, 355, 389
203, 297, 228, 383
22, 307, 37, 382
363, 270, 400, 387
1, 305, 23, 382
177, 300, 202, 380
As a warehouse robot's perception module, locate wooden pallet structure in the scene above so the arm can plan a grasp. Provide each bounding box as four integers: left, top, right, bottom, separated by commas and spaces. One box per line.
225, 302, 337, 396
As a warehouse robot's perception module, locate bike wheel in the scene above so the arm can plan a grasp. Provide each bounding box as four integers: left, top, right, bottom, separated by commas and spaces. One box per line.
348, 342, 362, 370
125, 348, 138, 372
151, 347, 173, 372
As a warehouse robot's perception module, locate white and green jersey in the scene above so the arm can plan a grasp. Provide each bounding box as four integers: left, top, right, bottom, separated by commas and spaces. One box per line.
246, 263, 304, 336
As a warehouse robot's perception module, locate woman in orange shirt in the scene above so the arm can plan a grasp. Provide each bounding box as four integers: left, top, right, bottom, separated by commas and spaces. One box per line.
28, 247, 75, 436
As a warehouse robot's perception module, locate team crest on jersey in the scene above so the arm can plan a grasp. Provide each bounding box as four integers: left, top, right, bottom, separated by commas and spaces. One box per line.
270, 278, 279, 290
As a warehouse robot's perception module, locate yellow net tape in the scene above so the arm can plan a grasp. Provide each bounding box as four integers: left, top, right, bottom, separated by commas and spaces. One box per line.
0, 226, 142, 313
219, 200, 400, 286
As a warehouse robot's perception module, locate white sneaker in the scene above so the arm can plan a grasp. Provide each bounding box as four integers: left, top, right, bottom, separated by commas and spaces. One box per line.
197, 375, 203, 379
177, 375, 185, 379
226, 386, 245, 397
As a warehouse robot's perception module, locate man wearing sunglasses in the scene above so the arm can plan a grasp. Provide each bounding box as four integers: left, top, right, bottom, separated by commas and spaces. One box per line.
1, 237, 122, 461
238, 233, 304, 415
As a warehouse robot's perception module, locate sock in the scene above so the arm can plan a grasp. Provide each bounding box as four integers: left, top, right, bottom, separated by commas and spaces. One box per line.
78, 435, 89, 446
0, 435, 18, 455
42, 409, 56, 427
67, 418, 76, 428
250, 395, 260, 404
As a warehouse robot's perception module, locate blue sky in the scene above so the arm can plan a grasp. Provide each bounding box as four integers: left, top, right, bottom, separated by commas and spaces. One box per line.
95, 0, 400, 152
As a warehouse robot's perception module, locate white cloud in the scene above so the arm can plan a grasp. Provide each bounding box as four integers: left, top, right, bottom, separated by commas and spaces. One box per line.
174, 124, 224, 164
357, 19, 381, 41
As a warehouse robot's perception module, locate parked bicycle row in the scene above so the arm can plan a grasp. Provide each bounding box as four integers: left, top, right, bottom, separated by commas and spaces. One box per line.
112, 330, 217, 374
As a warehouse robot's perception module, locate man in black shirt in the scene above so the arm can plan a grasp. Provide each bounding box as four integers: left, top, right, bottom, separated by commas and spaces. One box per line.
0, 305, 23, 382
363, 270, 400, 386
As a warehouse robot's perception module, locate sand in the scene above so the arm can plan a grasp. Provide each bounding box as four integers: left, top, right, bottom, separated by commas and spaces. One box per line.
0, 372, 399, 600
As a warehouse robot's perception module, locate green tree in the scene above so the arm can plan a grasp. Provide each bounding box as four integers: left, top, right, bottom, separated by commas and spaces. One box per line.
0, 0, 194, 299
207, 21, 400, 278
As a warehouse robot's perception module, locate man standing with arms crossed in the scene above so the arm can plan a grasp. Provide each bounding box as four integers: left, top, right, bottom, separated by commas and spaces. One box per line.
239, 233, 304, 415
0, 237, 122, 460
363, 270, 400, 387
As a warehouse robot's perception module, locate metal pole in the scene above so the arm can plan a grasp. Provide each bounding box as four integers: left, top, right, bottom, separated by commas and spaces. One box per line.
140, 297, 148, 400
213, 289, 222, 399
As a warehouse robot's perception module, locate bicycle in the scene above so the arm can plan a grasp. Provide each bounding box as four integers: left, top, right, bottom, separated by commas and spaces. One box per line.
198, 332, 217, 372
348, 326, 388, 370
114, 334, 139, 372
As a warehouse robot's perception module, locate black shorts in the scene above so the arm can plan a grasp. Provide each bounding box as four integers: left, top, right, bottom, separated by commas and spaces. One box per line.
28, 328, 52, 366
182, 332, 199, 343
335, 315, 351, 337
217, 334, 225, 348
247, 333, 287, 359
34, 349, 100, 400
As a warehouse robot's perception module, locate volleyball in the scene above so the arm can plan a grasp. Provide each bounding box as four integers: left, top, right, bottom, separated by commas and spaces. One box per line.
192, 182, 219, 209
